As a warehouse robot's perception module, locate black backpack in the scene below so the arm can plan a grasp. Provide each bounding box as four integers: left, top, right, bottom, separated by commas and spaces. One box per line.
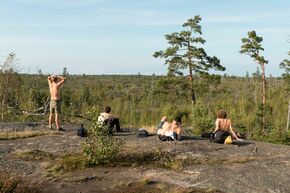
77, 127, 87, 137
137, 129, 148, 138
210, 130, 230, 144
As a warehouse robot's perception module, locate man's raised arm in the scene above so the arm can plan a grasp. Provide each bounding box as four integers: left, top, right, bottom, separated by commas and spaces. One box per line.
47, 76, 52, 84
57, 76, 66, 86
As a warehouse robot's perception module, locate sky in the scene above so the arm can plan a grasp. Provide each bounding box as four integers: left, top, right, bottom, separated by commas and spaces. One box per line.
0, 0, 289, 76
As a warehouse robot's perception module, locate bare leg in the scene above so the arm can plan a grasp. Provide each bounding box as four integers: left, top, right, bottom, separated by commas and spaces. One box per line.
55, 114, 60, 129
175, 127, 182, 140
49, 113, 53, 128
175, 127, 181, 135
110, 118, 121, 132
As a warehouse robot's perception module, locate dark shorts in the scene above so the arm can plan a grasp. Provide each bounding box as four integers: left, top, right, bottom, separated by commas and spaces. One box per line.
50, 100, 61, 114
104, 118, 121, 133
212, 130, 230, 144
158, 135, 174, 141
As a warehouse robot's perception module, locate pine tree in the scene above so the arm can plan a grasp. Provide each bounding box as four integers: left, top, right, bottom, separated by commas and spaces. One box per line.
240, 31, 269, 132
154, 15, 225, 105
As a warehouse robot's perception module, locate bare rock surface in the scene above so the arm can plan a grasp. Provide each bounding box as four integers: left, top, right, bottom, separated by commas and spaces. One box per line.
0, 123, 289, 193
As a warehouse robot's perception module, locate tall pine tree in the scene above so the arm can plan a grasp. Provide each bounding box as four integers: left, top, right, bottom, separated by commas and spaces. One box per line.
153, 15, 225, 105
240, 31, 269, 132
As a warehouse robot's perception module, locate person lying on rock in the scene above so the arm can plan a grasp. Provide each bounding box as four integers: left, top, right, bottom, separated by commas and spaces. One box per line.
157, 116, 182, 141
211, 110, 243, 144
98, 106, 121, 134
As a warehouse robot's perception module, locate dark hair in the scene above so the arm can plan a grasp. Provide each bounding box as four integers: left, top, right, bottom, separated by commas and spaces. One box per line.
174, 116, 182, 124
51, 76, 57, 83
104, 106, 111, 113
217, 110, 227, 119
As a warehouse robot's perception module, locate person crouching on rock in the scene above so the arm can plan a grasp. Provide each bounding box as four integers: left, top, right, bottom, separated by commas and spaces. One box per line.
212, 110, 243, 144
157, 116, 182, 141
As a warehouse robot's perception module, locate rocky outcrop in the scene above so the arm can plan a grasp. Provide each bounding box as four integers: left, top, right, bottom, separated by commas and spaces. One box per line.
0, 124, 289, 193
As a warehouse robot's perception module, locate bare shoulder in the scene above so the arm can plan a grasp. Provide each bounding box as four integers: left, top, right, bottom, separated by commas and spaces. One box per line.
163, 122, 171, 130
161, 116, 167, 122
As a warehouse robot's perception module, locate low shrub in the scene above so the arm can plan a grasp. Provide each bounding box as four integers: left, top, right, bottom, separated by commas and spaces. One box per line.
191, 103, 214, 135
82, 108, 124, 166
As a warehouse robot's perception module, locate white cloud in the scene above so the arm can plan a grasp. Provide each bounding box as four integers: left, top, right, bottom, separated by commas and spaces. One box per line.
0, 7, 184, 27
93, 8, 183, 26
204, 10, 290, 24
13, 0, 104, 6
0, 36, 163, 48
0, 20, 183, 27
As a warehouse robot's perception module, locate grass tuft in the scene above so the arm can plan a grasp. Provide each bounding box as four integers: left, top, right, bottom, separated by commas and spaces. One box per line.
0, 129, 59, 140
140, 176, 153, 186
45, 153, 85, 177
0, 173, 43, 193
10, 149, 55, 161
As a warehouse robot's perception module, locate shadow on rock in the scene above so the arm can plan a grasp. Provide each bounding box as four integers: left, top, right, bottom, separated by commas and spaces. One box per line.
232, 140, 255, 146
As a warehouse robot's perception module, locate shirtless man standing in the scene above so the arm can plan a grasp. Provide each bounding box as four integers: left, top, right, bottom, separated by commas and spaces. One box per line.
48, 75, 66, 131
157, 116, 182, 141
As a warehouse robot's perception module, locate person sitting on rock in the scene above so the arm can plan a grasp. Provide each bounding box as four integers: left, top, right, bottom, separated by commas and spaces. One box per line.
157, 116, 182, 141
212, 110, 243, 144
98, 106, 121, 134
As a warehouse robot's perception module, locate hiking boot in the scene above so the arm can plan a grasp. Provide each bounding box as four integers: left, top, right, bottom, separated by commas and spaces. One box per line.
57, 127, 65, 131
116, 128, 123, 132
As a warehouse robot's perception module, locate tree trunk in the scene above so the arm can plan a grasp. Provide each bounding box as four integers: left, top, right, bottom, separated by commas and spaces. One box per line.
188, 42, 196, 106
128, 93, 131, 127
187, 41, 196, 106
1, 74, 8, 122
1, 96, 5, 122
261, 63, 267, 108
189, 65, 196, 105
260, 63, 267, 132
287, 98, 290, 132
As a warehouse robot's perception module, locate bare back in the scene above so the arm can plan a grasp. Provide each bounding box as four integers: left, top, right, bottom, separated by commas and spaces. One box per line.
216, 118, 231, 132
158, 121, 181, 135
100, 112, 114, 120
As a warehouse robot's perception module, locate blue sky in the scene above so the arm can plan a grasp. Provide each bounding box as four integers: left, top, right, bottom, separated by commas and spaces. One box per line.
0, 0, 289, 76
